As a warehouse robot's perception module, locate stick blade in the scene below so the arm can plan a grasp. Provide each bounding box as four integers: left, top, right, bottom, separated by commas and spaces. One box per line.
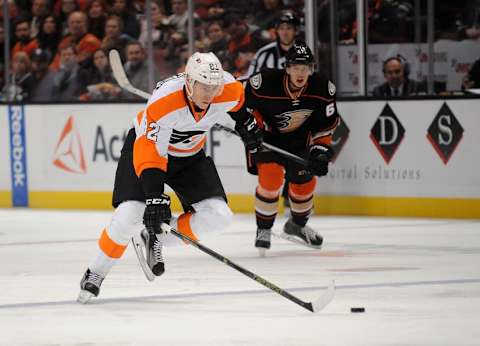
109, 49, 129, 86
310, 280, 335, 313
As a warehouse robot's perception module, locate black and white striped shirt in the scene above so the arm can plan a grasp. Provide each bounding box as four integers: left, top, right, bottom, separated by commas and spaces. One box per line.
247, 40, 289, 77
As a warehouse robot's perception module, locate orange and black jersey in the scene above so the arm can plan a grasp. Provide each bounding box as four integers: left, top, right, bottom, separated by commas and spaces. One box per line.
245, 68, 340, 151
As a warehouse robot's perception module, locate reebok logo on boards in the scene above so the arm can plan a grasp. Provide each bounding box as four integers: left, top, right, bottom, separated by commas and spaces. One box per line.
370, 104, 405, 164
427, 102, 464, 164
8, 105, 29, 206
53, 116, 87, 174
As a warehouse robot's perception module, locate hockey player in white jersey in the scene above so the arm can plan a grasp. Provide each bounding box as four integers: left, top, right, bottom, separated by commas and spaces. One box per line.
78, 52, 262, 303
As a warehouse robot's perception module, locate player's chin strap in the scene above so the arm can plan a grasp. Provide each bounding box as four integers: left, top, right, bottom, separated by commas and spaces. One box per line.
160, 223, 335, 313
109, 48, 308, 167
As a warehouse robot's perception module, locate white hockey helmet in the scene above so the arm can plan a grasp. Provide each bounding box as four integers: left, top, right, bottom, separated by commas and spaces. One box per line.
185, 52, 224, 96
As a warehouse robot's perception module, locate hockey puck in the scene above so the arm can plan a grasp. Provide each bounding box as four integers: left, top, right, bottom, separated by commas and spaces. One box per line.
350, 307, 365, 313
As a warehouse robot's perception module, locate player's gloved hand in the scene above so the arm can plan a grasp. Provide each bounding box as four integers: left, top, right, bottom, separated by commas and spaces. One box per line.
307, 145, 334, 177
235, 117, 263, 152
143, 194, 172, 234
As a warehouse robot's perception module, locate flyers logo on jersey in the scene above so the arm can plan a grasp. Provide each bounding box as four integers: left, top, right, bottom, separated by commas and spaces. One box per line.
52, 115, 87, 174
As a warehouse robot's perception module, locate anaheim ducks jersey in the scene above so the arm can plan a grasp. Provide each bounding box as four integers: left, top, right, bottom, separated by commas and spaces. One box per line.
132, 72, 245, 177
245, 68, 340, 150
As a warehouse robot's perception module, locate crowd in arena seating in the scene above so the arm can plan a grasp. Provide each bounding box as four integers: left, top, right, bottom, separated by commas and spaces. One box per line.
0, 0, 479, 101
0, 0, 307, 101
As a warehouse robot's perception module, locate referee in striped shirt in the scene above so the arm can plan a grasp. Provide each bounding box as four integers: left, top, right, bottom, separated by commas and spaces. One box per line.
247, 11, 301, 76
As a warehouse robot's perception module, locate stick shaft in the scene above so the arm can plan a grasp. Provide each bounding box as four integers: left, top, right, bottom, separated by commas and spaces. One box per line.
162, 224, 314, 312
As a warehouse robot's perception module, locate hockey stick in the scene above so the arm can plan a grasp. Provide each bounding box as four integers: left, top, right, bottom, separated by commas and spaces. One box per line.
161, 223, 335, 313
213, 123, 309, 166
109, 49, 152, 99
109, 49, 310, 167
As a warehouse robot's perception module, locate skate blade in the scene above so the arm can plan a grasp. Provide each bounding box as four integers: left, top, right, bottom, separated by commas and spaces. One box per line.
131, 235, 156, 282
273, 231, 322, 250
257, 248, 267, 257
77, 290, 94, 304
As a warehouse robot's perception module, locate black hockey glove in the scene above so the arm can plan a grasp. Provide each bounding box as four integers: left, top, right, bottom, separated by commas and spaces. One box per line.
307, 145, 334, 177
143, 194, 172, 234
235, 117, 263, 152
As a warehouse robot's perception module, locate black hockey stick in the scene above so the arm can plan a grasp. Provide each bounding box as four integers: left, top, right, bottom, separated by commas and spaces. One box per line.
161, 223, 335, 313
213, 123, 310, 166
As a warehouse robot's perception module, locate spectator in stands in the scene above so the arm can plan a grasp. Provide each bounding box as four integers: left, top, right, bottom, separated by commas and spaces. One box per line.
204, 21, 228, 59
0, 22, 5, 81
122, 41, 159, 100
78, 48, 121, 100
36, 15, 63, 64
152, 40, 177, 79
2, 52, 35, 101
224, 13, 258, 56
101, 15, 133, 55
138, 0, 169, 49
248, 10, 300, 75
51, 45, 82, 100
166, 0, 199, 47
30, 0, 51, 38
109, 0, 140, 39
369, 0, 415, 43
12, 17, 39, 58
462, 57, 480, 90
51, 11, 102, 70
58, 0, 80, 36
86, 0, 108, 40
251, 0, 286, 33
459, 0, 480, 40
30, 48, 56, 101
232, 47, 256, 79
372, 55, 424, 97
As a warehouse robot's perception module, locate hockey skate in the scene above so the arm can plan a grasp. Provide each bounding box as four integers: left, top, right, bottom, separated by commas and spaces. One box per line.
77, 268, 104, 304
141, 229, 165, 276
280, 218, 323, 249
255, 228, 271, 257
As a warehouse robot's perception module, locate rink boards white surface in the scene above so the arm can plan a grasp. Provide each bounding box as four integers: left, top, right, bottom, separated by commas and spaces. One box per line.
1, 209, 480, 346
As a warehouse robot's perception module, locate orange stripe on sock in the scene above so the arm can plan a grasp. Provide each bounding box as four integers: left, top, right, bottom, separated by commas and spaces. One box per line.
98, 229, 127, 258
177, 212, 199, 242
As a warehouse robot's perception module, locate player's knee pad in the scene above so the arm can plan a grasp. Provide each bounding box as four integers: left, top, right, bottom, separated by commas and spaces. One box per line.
108, 200, 145, 243
258, 162, 284, 193
192, 197, 233, 234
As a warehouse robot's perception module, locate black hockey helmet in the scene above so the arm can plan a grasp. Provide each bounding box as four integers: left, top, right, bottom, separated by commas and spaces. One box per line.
285, 43, 314, 65
275, 11, 300, 28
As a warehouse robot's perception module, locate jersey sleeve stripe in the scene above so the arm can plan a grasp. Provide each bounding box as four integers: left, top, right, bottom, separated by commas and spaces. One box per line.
133, 135, 168, 176
147, 89, 186, 122
214, 81, 245, 111
302, 94, 334, 102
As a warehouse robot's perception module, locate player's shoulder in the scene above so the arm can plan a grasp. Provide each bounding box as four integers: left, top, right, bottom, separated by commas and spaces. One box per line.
150, 73, 185, 101
147, 73, 186, 119
247, 68, 283, 92
307, 73, 336, 98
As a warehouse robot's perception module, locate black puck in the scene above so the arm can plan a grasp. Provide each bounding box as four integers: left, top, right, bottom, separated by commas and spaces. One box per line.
350, 307, 365, 313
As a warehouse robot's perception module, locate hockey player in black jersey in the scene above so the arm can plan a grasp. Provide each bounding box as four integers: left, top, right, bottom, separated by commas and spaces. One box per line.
244, 42, 340, 255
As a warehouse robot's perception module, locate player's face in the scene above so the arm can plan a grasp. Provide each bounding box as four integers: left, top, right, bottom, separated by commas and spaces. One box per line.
276, 23, 296, 46
191, 81, 223, 109
286, 64, 312, 89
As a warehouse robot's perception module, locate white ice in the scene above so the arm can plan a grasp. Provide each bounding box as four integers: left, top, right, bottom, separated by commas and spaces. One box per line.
1, 209, 480, 346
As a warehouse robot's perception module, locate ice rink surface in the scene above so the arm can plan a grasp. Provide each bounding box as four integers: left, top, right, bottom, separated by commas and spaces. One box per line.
1, 209, 480, 346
